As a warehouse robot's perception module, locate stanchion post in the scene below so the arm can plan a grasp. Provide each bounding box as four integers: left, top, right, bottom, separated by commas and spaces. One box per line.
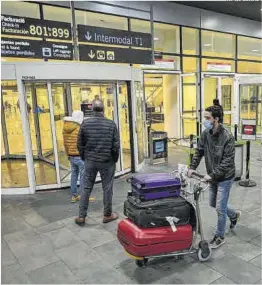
234, 124, 238, 141
239, 140, 256, 187
196, 121, 200, 143
189, 134, 194, 164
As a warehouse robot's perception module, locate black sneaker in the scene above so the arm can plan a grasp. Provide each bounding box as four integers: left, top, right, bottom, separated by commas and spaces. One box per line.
209, 235, 226, 249
230, 211, 242, 229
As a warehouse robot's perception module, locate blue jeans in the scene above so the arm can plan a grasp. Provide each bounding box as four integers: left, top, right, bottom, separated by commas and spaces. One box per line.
70, 156, 85, 196
209, 178, 236, 237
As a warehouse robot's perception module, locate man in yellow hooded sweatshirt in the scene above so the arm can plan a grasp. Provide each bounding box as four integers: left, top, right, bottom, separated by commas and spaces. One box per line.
63, 111, 94, 203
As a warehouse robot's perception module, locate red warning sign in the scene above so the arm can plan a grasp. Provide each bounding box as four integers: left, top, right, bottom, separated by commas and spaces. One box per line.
242, 120, 256, 140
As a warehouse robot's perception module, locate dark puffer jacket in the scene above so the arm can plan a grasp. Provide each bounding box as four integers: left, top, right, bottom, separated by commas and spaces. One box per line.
77, 112, 120, 164
190, 125, 235, 182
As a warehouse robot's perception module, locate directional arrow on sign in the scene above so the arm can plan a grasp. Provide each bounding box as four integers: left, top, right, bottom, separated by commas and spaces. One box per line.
85, 32, 92, 41
88, 50, 95, 59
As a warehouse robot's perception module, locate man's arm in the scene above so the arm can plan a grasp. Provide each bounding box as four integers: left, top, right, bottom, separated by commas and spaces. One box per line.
210, 136, 235, 181
77, 124, 85, 161
189, 132, 205, 170
112, 124, 120, 162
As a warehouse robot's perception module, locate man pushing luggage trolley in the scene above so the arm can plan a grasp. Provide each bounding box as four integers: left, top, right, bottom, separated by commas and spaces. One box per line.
188, 105, 241, 249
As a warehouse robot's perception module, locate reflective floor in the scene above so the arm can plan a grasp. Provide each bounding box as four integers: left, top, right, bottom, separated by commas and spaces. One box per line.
1, 143, 261, 284
1, 151, 131, 188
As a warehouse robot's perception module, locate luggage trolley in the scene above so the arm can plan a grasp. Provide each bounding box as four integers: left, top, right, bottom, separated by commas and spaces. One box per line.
117, 165, 212, 267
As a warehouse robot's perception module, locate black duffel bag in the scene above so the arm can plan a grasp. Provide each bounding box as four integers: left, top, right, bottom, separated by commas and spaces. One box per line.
123, 195, 193, 228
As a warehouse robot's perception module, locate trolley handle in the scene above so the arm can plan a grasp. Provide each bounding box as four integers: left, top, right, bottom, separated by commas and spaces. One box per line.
191, 172, 205, 180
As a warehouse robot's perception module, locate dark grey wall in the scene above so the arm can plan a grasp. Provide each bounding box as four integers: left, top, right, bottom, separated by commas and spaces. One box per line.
40, 1, 262, 38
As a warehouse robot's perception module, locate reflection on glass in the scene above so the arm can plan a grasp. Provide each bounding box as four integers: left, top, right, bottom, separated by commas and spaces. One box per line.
1, 126, 5, 156
118, 84, 131, 170
2, 81, 25, 155
204, 77, 217, 108
238, 36, 262, 61
76, 10, 128, 30
70, 83, 120, 172
52, 83, 71, 182
183, 118, 197, 137
135, 82, 145, 164
154, 23, 180, 54
144, 74, 164, 132
240, 85, 262, 134
202, 31, 235, 58
182, 27, 199, 55
25, 84, 37, 155
25, 83, 57, 186
1, 80, 29, 188
221, 77, 233, 113
71, 83, 115, 120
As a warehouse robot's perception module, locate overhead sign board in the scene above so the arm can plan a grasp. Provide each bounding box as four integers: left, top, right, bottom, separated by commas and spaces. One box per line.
79, 44, 151, 64
207, 62, 232, 72
78, 25, 151, 48
1, 14, 72, 41
1, 38, 73, 60
241, 119, 256, 140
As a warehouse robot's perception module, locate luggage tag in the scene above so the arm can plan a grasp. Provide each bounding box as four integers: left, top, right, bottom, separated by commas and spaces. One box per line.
166, 216, 180, 232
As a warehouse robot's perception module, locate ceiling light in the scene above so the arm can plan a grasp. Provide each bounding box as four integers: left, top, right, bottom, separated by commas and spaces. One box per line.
154, 37, 159, 41
252, 49, 259, 52
204, 44, 212, 47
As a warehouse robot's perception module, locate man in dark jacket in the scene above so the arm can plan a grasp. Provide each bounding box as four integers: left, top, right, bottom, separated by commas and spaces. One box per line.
188, 105, 241, 249
75, 100, 120, 226
213, 99, 224, 123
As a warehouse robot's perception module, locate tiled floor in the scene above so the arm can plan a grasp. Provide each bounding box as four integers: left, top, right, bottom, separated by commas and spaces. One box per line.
1, 143, 262, 284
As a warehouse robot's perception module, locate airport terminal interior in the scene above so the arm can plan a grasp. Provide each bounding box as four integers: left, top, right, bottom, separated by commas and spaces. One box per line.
1, 0, 262, 284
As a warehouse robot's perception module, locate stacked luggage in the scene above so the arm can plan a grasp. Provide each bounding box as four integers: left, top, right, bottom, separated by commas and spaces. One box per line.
117, 173, 195, 258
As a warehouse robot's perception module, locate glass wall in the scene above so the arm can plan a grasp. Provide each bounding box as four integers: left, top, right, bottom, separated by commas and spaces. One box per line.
202, 31, 235, 58
238, 37, 262, 61
182, 27, 199, 55
1, 81, 29, 188
75, 10, 128, 30
154, 23, 180, 54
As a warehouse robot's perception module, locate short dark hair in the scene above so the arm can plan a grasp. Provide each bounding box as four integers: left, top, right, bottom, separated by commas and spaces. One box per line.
205, 105, 222, 121
92, 99, 104, 112
213, 99, 219, 105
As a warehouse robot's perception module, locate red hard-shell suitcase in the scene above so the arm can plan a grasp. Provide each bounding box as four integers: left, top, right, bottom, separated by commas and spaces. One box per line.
117, 218, 193, 257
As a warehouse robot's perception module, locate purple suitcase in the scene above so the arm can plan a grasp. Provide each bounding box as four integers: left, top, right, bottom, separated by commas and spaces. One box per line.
127, 173, 181, 201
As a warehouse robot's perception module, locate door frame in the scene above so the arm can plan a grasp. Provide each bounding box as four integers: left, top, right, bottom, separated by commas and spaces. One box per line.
180, 72, 198, 142
1, 62, 144, 194
201, 72, 236, 132
236, 74, 262, 137
143, 70, 181, 158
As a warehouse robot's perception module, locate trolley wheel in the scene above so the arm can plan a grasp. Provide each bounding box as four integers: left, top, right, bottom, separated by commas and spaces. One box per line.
135, 258, 148, 267
197, 241, 212, 262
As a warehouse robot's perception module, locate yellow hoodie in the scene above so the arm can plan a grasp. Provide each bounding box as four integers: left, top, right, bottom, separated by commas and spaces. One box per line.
62, 111, 83, 156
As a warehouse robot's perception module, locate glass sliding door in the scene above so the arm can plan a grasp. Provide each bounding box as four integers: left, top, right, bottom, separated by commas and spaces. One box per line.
134, 81, 145, 168
202, 74, 235, 131
118, 83, 131, 170
239, 84, 262, 135
25, 83, 57, 186
51, 83, 71, 183
181, 74, 197, 137
70, 82, 120, 173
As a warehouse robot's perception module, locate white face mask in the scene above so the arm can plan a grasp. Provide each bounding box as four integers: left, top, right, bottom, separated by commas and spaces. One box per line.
204, 120, 214, 130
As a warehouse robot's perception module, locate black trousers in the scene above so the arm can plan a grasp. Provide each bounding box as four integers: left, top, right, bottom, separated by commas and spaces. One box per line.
79, 161, 116, 218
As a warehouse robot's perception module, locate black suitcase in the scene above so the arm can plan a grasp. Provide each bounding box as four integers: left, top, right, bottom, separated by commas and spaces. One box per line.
123, 196, 192, 228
